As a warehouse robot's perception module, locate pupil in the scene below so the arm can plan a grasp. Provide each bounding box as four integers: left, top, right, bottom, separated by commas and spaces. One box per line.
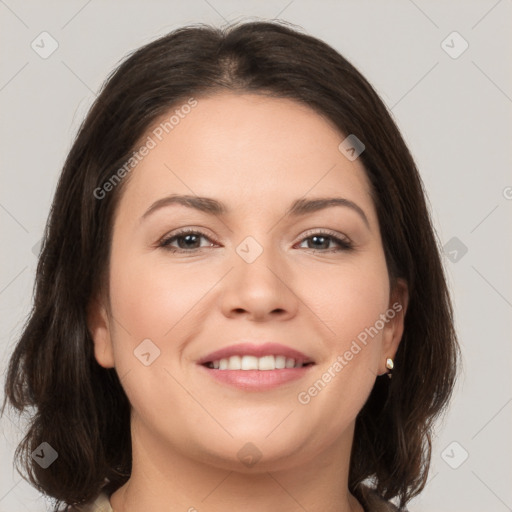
311, 235, 327, 249
180, 234, 199, 249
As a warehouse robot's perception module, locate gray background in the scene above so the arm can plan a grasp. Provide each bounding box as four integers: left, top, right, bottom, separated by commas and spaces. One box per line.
1, 1, 511, 511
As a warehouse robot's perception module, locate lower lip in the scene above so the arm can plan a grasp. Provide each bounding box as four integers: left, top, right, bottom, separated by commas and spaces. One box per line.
198, 365, 314, 391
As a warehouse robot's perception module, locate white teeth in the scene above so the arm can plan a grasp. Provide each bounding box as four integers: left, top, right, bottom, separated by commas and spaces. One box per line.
275, 355, 286, 369
228, 355, 241, 370
208, 355, 310, 370
258, 355, 275, 370
241, 355, 259, 370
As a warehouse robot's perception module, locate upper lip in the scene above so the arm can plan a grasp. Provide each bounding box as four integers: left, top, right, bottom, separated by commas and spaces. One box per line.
197, 342, 314, 365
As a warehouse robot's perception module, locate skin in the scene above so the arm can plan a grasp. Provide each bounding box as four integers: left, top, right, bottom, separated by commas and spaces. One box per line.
88, 92, 408, 512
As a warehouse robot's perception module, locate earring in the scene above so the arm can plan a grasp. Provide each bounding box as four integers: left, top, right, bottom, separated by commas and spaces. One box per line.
386, 357, 394, 379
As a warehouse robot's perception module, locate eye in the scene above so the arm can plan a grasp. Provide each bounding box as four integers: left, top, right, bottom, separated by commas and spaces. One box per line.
159, 229, 216, 253
158, 228, 353, 254
296, 230, 353, 252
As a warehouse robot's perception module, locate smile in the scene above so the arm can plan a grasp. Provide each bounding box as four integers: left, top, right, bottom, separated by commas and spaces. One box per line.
197, 342, 316, 390
204, 355, 313, 370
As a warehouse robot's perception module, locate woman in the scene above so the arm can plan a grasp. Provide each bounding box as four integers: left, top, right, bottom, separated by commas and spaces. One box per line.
2, 20, 460, 512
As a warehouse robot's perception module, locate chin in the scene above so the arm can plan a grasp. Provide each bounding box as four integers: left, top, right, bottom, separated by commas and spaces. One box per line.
183, 426, 314, 473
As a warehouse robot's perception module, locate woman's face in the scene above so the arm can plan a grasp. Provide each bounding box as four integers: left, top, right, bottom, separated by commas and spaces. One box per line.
90, 92, 407, 472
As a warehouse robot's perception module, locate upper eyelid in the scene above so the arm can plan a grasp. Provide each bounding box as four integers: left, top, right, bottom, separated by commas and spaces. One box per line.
300, 228, 351, 242
160, 227, 217, 243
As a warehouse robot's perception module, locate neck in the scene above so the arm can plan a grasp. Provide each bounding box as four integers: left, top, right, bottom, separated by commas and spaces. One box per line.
110, 418, 364, 512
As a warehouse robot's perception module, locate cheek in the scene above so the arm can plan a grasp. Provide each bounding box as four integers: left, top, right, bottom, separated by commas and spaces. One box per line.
105, 255, 216, 435
293, 253, 390, 421
108, 257, 209, 355
307, 253, 391, 349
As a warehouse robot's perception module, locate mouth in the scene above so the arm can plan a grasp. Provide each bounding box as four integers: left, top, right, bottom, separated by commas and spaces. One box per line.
197, 342, 316, 391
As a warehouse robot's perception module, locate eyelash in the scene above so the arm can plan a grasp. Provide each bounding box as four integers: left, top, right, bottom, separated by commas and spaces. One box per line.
158, 228, 353, 254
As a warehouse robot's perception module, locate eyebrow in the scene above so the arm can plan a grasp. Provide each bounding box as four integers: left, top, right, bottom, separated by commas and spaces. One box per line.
141, 194, 370, 228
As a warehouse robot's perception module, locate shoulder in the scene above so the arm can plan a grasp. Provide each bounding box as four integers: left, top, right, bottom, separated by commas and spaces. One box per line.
65, 492, 113, 512
355, 484, 408, 512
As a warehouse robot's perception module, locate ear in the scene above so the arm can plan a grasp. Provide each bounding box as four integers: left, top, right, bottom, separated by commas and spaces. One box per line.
379, 278, 409, 376
87, 294, 115, 368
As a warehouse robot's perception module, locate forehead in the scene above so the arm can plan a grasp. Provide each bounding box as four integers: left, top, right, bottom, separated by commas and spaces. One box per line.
117, 92, 374, 221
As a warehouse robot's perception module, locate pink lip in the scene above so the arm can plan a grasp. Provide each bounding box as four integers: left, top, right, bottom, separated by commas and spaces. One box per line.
196, 342, 314, 365
198, 366, 314, 391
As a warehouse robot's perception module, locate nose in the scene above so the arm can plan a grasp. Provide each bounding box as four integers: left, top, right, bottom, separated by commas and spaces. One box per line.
220, 241, 299, 322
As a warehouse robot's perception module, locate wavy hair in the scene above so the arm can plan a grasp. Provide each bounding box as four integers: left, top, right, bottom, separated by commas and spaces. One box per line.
2, 20, 460, 511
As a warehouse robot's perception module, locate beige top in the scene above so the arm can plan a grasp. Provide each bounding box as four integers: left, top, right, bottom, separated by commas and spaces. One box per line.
72, 484, 404, 512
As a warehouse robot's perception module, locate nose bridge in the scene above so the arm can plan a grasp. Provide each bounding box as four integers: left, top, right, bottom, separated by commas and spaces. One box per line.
232, 232, 284, 286
221, 231, 297, 320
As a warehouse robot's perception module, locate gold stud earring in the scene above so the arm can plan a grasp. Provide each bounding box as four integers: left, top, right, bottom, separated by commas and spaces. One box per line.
386, 357, 394, 379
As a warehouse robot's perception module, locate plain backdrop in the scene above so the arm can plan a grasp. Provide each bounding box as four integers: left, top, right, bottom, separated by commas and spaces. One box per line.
1, 1, 511, 511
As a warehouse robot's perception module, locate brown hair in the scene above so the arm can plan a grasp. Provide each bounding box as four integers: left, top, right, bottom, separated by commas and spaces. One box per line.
2, 20, 460, 511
